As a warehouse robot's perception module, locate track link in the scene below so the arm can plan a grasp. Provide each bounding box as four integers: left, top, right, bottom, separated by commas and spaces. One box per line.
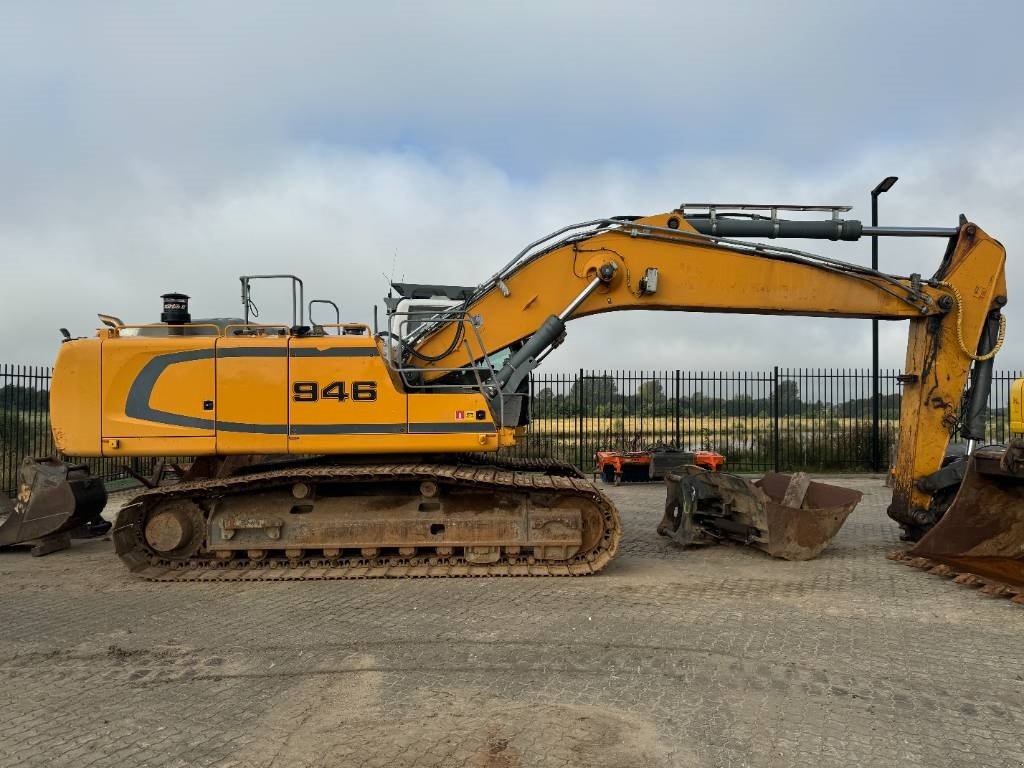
113, 460, 620, 581
454, 453, 586, 478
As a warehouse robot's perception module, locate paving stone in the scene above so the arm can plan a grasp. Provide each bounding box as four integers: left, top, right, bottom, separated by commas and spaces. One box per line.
0, 476, 1021, 767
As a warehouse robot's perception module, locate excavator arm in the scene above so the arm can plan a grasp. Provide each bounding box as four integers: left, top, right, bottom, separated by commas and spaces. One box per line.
406, 206, 1007, 538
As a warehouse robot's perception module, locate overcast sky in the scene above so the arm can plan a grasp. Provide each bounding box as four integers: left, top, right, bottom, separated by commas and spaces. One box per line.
2, 1, 1023, 373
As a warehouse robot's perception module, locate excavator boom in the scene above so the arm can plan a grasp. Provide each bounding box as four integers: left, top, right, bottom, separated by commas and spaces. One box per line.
407, 206, 1006, 537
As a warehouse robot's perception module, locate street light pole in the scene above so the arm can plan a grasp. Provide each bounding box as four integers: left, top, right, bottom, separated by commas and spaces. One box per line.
871, 176, 898, 472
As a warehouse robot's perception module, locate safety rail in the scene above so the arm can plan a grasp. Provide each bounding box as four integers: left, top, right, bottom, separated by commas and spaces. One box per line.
308, 299, 342, 332
309, 323, 371, 336
383, 311, 497, 385
222, 324, 292, 337
240, 274, 304, 327
105, 322, 375, 339
110, 323, 225, 337
679, 203, 853, 217
382, 310, 505, 427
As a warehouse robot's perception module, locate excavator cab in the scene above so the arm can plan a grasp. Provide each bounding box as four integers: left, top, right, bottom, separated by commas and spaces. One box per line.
383, 282, 478, 343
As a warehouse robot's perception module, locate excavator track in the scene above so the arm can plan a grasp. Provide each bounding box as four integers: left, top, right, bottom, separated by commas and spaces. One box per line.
113, 459, 620, 581
454, 453, 585, 478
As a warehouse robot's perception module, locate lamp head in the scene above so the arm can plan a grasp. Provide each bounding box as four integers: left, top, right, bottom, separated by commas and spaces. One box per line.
872, 176, 898, 196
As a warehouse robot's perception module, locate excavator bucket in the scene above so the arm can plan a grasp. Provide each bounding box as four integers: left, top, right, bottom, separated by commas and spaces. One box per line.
657, 466, 862, 560
908, 444, 1024, 589
0, 458, 108, 556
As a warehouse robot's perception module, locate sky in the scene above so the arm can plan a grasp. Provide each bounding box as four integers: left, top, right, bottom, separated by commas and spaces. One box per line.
2, 1, 1023, 373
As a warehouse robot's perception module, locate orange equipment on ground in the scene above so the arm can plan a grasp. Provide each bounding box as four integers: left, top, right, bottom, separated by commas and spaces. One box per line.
595, 448, 725, 484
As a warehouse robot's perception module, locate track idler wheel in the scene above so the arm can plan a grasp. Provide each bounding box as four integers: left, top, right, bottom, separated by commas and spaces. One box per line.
142, 499, 204, 560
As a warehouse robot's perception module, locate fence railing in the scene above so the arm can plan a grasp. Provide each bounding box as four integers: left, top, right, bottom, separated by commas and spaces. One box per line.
3, 363, 1021, 493
2, 364, 134, 494
508, 367, 1023, 473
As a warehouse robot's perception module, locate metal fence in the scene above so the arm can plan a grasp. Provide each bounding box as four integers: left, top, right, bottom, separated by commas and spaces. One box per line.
509, 367, 1023, 473
1, 364, 133, 494
3, 363, 1022, 493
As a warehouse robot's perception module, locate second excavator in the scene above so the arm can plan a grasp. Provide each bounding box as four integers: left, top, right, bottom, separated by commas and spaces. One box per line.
40, 201, 1020, 585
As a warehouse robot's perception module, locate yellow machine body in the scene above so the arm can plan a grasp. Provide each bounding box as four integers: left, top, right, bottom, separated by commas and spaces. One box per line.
1010, 378, 1024, 436
52, 330, 510, 458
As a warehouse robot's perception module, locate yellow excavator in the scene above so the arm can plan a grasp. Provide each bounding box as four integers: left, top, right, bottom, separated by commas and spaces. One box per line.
22, 202, 1021, 587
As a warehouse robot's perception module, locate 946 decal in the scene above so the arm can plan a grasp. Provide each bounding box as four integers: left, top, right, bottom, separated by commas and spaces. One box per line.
292, 380, 378, 402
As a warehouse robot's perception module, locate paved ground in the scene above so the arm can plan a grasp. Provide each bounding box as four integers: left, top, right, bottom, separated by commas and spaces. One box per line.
1, 475, 1022, 768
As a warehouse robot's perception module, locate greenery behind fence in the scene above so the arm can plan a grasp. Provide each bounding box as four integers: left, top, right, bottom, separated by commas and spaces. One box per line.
507, 367, 1019, 473
2, 365, 132, 494
3, 364, 1021, 493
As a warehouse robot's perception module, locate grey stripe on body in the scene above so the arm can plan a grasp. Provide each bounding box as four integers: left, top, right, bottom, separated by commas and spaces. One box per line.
122, 347, 494, 435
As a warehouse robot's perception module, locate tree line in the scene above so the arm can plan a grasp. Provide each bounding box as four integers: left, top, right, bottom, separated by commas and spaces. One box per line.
0, 385, 49, 412
534, 376, 904, 419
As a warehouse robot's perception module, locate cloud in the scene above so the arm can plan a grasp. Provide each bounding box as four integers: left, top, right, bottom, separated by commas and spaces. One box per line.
3, 1, 1023, 186
2, 1, 1023, 376
3, 127, 1023, 375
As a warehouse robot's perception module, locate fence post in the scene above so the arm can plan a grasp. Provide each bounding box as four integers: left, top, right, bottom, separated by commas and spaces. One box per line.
674, 369, 681, 446
577, 368, 584, 472
528, 373, 535, 460
773, 365, 780, 473
871, 365, 880, 472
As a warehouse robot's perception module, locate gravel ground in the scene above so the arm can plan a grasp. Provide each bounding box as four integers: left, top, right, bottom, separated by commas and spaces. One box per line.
0, 475, 1021, 768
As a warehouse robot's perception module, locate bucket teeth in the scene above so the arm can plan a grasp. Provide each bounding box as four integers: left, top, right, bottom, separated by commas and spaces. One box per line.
980, 583, 1011, 597
890, 550, 1024, 605
907, 445, 1024, 602
953, 573, 983, 587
